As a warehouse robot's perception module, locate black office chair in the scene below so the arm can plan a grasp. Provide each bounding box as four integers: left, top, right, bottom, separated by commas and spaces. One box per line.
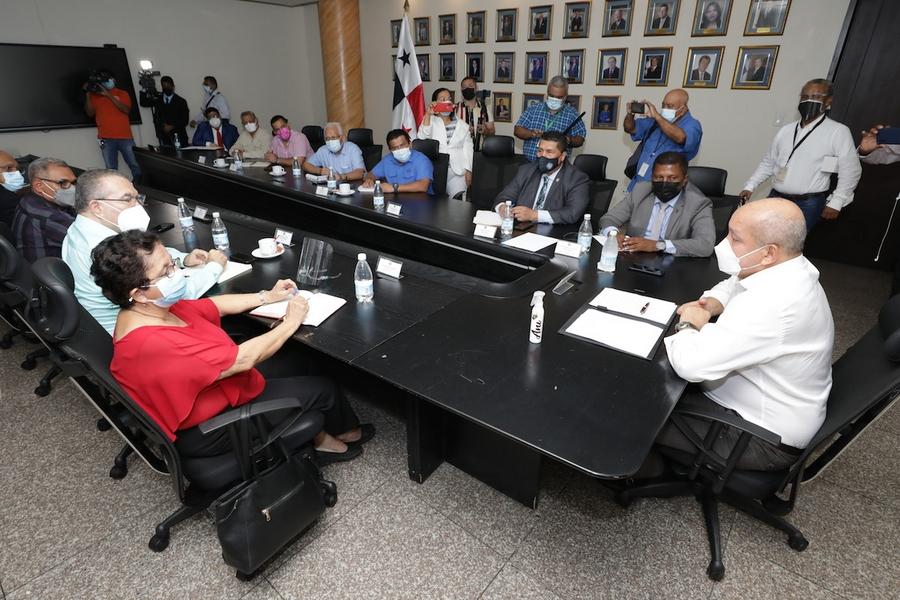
687, 166, 736, 243
616, 295, 900, 581
29, 257, 337, 565
469, 135, 528, 210
411, 138, 449, 196
348, 128, 384, 173
301, 125, 325, 151
574, 154, 618, 220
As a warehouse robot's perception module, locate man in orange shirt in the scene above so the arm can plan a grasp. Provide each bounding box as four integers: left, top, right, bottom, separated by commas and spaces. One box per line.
83, 69, 141, 181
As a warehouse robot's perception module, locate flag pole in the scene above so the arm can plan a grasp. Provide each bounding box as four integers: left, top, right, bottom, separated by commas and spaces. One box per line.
403, 1, 409, 13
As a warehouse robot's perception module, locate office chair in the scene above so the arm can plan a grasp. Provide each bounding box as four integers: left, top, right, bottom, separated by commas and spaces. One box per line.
573, 154, 618, 219
687, 166, 737, 243
347, 128, 383, 172
301, 125, 325, 151
411, 138, 449, 196
29, 257, 338, 563
469, 135, 527, 210
616, 294, 900, 581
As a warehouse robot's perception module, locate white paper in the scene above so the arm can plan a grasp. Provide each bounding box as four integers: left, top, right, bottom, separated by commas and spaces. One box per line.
274, 228, 293, 245
473, 210, 502, 227
589, 288, 676, 326
387, 202, 402, 216
565, 309, 662, 358
193, 206, 208, 219
215, 261, 253, 284
473, 224, 497, 239
501, 232, 559, 252
315, 185, 329, 196
555, 240, 583, 258
249, 290, 346, 327
306, 174, 328, 183
243, 161, 271, 168
357, 185, 375, 193
593, 233, 609, 245
376, 256, 403, 278
181, 145, 219, 151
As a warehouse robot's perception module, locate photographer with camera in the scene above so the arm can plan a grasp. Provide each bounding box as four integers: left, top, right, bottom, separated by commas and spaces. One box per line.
83, 69, 141, 181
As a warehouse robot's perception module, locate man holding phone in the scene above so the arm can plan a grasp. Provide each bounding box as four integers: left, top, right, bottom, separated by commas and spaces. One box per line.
623, 88, 702, 192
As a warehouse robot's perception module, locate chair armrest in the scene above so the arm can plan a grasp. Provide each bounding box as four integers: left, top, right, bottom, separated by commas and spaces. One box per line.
198, 397, 304, 435
674, 394, 781, 446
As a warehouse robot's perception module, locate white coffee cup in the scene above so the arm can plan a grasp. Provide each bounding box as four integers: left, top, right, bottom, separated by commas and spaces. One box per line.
257, 238, 278, 256
213, 158, 227, 167
270, 165, 286, 176
339, 182, 351, 194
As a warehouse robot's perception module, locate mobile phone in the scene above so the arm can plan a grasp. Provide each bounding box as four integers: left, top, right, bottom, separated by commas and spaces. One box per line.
876, 127, 900, 145
229, 252, 256, 264
433, 101, 454, 113
151, 222, 174, 234
628, 263, 664, 277
629, 101, 646, 114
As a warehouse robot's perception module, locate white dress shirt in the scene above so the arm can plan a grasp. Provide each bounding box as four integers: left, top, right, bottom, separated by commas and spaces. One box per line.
193, 90, 231, 123
664, 256, 834, 448
743, 116, 862, 211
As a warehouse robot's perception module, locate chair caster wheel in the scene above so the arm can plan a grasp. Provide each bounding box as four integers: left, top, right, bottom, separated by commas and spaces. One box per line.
706, 560, 725, 581
788, 533, 809, 551
97, 418, 112, 432
21, 358, 36, 370
148, 533, 169, 552
236, 570, 257, 582
109, 464, 128, 479
320, 481, 338, 507
34, 384, 51, 397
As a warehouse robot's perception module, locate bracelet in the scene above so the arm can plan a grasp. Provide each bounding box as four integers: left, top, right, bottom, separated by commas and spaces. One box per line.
258, 290, 268, 305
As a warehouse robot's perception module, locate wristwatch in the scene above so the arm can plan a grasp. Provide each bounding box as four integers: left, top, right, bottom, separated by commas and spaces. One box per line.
655, 240, 666, 252
674, 320, 699, 333
392, 182, 399, 193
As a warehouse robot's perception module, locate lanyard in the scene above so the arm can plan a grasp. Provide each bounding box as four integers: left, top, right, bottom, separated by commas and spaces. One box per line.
204, 91, 218, 109
786, 116, 826, 166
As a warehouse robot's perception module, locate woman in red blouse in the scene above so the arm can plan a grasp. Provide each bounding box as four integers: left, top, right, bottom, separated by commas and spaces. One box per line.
90, 230, 373, 463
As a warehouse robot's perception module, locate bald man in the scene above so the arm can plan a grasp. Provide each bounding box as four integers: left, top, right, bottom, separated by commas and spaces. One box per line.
646, 199, 834, 473
624, 89, 703, 192
0, 150, 26, 227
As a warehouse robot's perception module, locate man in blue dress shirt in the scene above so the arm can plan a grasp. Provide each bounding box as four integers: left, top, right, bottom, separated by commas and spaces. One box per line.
514, 76, 587, 162
362, 130, 434, 194
623, 88, 703, 191
303, 122, 366, 181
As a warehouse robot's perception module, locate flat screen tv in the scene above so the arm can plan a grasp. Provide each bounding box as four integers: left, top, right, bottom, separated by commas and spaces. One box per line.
0, 43, 141, 133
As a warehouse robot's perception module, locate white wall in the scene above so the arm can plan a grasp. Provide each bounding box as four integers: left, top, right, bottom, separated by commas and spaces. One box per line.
359, 0, 851, 196
0, 0, 326, 174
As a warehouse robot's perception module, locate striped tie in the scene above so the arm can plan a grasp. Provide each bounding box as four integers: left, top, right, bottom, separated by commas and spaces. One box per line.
534, 175, 551, 210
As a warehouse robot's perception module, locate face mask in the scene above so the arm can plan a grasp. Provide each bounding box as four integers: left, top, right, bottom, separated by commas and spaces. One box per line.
546, 97, 564, 111
203, 84, 212, 94
392, 147, 412, 163
652, 181, 683, 202
537, 155, 560, 173
103, 79, 115, 90
149, 270, 188, 308
798, 100, 824, 122
244, 121, 258, 133
208, 117, 221, 129
0, 170, 25, 192
461, 88, 476, 100
325, 139, 342, 153
277, 127, 292, 141
438, 111, 452, 117
99, 202, 151, 232
714, 239, 771, 276
660, 108, 678, 122
53, 186, 77, 207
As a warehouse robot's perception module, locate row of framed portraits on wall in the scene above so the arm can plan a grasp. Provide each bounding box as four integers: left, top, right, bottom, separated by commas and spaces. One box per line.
408, 45, 779, 90
393, 0, 791, 46
489, 92, 625, 130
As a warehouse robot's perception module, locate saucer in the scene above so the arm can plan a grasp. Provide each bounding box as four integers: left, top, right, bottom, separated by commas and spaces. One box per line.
212, 163, 229, 168
252, 246, 285, 259
334, 188, 355, 196
269, 171, 287, 177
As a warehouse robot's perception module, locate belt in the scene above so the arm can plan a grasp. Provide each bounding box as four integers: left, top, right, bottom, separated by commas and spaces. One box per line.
777, 442, 804, 455
770, 189, 827, 202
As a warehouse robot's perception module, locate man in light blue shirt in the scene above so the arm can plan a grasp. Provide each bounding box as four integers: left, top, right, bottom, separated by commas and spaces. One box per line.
623, 89, 703, 192
62, 169, 226, 335
514, 76, 587, 161
362, 130, 434, 195
302, 122, 366, 181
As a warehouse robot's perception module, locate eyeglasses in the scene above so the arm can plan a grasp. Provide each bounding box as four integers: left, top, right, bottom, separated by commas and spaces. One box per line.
96, 193, 146, 206
147, 261, 177, 285
37, 177, 77, 189
800, 93, 829, 101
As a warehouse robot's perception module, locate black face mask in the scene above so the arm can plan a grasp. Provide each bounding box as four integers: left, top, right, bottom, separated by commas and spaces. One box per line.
537, 155, 561, 173
461, 88, 476, 100
797, 100, 824, 122
652, 181, 683, 202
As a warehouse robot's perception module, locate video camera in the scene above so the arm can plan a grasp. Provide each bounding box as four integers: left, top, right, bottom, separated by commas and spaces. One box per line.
137, 60, 161, 106
85, 69, 109, 94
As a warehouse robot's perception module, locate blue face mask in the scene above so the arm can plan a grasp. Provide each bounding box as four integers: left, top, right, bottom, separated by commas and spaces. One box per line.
149, 269, 188, 307
103, 79, 115, 90
546, 97, 564, 111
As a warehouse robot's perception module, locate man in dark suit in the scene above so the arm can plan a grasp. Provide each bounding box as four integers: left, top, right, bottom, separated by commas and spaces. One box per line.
497, 59, 511, 79
644, 56, 663, 80
609, 8, 628, 30
602, 57, 621, 80
651, 3, 672, 29
153, 76, 189, 147
569, 10, 584, 33
191, 107, 239, 150
745, 56, 767, 82
755, 2, 779, 28
690, 56, 713, 82
598, 152, 715, 257
494, 132, 590, 224
533, 13, 548, 36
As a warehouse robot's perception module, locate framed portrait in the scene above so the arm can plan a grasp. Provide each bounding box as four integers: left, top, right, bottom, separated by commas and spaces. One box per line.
560, 49, 585, 84
417, 54, 431, 82
439, 14, 456, 45
493, 92, 513, 123
496, 8, 518, 42
528, 5, 553, 41
645, 0, 680, 35
414, 17, 430, 46
732, 45, 779, 89
597, 48, 627, 85
592, 95, 620, 129
438, 53, 456, 81
523, 93, 544, 113
465, 52, 485, 83
744, 0, 791, 35
603, 0, 633, 36
467, 11, 486, 43
565, 95, 582, 112
637, 47, 672, 86
525, 51, 549, 84
564, 2, 591, 38
683, 46, 723, 88
494, 52, 515, 84
390, 20, 401, 48
691, 0, 732, 36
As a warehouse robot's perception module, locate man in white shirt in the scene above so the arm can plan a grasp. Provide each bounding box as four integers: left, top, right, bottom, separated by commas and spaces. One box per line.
740, 79, 861, 233
654, 198, 834, 472
189, 75, 230, 128
230, 111, 273, 159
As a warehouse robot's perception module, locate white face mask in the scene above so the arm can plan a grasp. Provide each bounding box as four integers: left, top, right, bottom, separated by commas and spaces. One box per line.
392, 147, 412, 163
1, 170, 26, 192
202, 84, 212, 94
208, 117, 222, 129
546, 97, 564, 111
99, 202, 151, 232
325, 139, 342, 153
714, 239, 771, 276
244, 121, 258, 133
660, 107, 678, 122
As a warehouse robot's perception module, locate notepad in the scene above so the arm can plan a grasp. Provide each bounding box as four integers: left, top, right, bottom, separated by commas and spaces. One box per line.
181, 145, 220, 150
473, 210, 502, 227
564, 308, 663, 359
242, 161, 271, 168
589, 288, 676, 326
357, 185, 375, 193
182, 260, 252, 285
249, 290, 346, 327
501, 232, 559, 252
306, 174, 328, 183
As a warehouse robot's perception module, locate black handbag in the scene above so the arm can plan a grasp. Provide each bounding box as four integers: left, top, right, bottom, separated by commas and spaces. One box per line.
213, 408, 326, 578
624, 121, 658, 179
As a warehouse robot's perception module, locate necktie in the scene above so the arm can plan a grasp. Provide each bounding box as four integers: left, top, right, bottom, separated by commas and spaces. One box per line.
215, 128, 223, 147
646, 202, 667, 240
534, 175, 551, 210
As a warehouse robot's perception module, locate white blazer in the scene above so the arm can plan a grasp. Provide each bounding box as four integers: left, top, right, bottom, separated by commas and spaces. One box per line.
417, 116, 474, 177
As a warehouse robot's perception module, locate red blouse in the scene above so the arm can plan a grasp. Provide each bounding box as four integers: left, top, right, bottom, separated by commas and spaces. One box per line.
111, 299, 265, 441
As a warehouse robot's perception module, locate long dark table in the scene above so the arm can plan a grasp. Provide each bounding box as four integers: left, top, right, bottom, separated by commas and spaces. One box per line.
137, 149, 725, 507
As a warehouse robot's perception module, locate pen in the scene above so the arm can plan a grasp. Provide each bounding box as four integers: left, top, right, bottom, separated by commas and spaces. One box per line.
640, 301, 650, 314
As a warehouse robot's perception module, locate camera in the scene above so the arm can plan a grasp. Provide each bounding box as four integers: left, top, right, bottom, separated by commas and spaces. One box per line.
137, 60, 161, 106
85, 69, 108, 94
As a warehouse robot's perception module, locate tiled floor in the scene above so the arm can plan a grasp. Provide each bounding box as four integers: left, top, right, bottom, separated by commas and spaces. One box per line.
1, 259, 897, 600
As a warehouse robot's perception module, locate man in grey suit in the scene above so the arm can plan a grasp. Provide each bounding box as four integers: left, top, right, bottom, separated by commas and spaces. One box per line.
598, 152, 715, 257
494, 132, 590, 225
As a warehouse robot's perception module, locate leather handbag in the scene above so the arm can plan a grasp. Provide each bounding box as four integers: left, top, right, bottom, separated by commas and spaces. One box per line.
624, 122, 658, 179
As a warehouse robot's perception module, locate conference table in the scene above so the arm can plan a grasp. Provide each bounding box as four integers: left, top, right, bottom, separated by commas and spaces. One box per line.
136, 147, 724, 507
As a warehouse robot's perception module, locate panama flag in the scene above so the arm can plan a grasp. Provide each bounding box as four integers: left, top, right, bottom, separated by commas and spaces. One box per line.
391, 14, 425, 136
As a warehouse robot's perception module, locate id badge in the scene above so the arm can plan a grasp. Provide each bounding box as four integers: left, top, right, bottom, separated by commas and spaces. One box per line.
637, 162, 650, 178
774, 166, 788, 184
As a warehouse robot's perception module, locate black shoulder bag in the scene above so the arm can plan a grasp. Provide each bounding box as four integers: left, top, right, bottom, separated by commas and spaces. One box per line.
624, 121, 658, 179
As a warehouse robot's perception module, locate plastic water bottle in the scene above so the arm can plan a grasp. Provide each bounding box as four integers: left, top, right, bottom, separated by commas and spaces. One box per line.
173, 133, 181, 150
598, 228, 618, 272
211, 212, 231, 256
577, 214, 593, 254
500, 201, 514, 236
292, 156, 302, 177
373, 180, 385, 209
327, 167, 337, 192
529, 291, 545, 344
177, 197, 193, 232
354, 253, 374, 302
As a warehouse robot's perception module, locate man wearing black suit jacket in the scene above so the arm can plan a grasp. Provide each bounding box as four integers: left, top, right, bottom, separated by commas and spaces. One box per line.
494, 132, 590, 224
651, 3, 672, 29
745, 56, 767, 82
533, 13, 548, 36
602, 57, 621, 80
154, 76, 189, 147
609, 9, 628, 30
690, 56, 713, 82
